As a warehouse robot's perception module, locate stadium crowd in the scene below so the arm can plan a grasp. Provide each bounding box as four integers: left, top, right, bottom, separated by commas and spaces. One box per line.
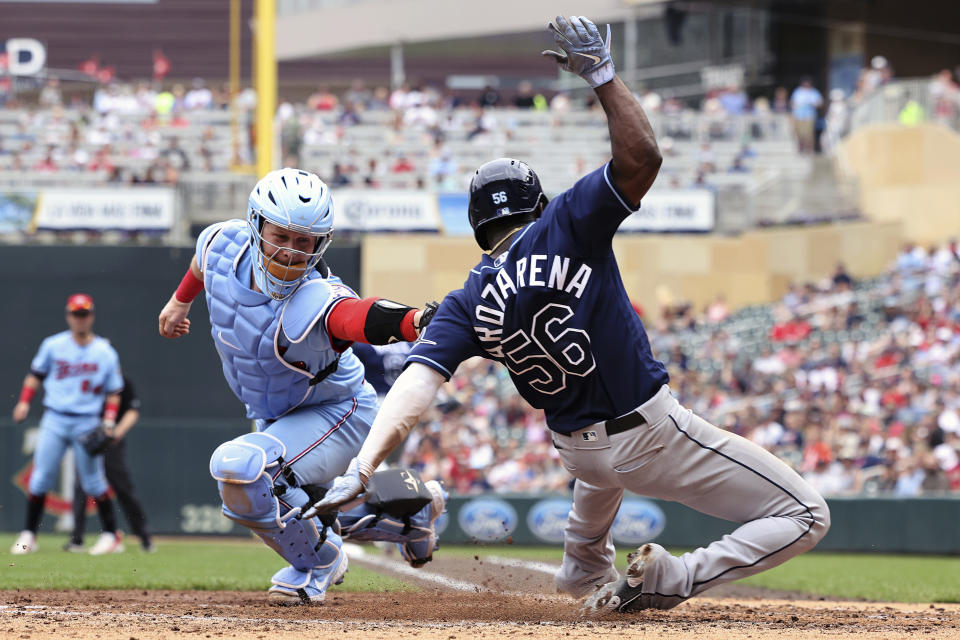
400, 243, 960, 497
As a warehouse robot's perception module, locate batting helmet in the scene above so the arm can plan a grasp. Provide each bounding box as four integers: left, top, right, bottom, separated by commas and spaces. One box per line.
247, 168, 334, 300
468, 158, 547, 250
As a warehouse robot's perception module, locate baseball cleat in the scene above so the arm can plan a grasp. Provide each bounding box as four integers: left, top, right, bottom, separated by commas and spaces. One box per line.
268, 552, 349, 606
63, 541, 86, 553
10, 530, 37, 555
400, 479, 447, 568
579, 543, 665, 617
556, 565, 621, 599
89, 531, 125, 555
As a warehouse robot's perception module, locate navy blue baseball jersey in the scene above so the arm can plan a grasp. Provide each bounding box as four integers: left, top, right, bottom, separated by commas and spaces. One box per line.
408, 162, 669, 434
351, 342, 413, 397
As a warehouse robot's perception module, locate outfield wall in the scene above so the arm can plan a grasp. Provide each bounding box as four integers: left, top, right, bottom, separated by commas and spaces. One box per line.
1, 420, 957, 554
840, 123, 960, 246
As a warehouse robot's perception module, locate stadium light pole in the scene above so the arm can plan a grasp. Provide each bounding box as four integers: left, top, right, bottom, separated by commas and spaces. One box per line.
254, 0, 277, 178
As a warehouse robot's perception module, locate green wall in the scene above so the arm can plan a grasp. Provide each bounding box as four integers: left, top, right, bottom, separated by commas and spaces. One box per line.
2, 420, 958, 554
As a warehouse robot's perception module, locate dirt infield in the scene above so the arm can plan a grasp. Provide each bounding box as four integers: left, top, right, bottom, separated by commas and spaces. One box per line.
2, 590, 959, 639
3, 547, 959, 639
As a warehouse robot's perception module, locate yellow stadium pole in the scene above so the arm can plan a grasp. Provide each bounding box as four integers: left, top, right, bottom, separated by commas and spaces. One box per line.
254, 0, 277, 178
228, 0, 243, 171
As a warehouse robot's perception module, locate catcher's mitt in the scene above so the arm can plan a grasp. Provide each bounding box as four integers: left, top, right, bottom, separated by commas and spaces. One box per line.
79, 424, 114, 456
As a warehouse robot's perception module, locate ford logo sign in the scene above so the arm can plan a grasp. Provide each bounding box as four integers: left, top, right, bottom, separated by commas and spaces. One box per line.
457, 498, 518, 542
611, 499, 666, 545
526, 498, 572, 543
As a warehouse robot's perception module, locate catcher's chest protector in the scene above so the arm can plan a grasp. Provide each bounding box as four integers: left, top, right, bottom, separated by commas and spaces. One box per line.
202, 223, 331, 419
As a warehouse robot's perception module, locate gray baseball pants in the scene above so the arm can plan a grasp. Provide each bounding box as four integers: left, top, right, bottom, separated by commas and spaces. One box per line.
553, 385, 830, 609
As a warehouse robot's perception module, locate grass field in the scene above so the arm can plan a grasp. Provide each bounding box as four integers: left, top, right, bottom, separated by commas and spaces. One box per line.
2, 534, 959, 603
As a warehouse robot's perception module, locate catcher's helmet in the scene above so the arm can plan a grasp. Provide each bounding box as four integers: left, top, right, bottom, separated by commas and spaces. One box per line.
247, 168, 334, 300
468, 158, 547, 250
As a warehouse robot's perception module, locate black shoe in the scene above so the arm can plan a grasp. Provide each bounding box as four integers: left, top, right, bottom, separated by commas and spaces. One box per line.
141, 540, 156, 553
63, 541, 85, 553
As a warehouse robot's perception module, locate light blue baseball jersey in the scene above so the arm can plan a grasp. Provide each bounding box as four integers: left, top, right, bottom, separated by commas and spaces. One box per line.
30, 331, 123, 416
196, 220, 367, 419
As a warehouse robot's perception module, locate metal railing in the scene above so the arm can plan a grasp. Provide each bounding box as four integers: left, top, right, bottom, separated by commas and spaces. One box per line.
850, 78, 960, 134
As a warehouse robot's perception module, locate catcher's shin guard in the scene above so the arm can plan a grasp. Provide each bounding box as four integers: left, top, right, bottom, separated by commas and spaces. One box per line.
338, 474, 448, 568
268, 533, 348, 606
210, 432, 340, 571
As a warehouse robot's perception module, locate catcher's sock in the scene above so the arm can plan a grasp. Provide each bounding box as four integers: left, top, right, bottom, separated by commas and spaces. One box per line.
94, 494, 118, 533
24, 493, 46, 533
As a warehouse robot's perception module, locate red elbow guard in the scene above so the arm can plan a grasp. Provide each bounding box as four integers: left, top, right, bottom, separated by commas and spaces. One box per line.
327, 298, 419, 344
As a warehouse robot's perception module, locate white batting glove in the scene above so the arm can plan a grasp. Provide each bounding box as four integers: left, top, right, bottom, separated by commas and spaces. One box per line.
542, 15, 615, 89
302, 457, 370, 519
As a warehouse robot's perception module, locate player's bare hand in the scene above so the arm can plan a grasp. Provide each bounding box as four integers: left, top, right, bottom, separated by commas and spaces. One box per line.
159, 295, 192, 339
12, 401, 29, 423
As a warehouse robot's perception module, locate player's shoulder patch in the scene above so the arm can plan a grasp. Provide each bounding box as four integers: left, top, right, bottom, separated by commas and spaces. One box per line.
279, 279, 338, 343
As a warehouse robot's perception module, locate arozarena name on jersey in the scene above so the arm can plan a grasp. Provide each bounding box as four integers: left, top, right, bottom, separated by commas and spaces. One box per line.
54, 360, 99, 380
473, 254, 592, 345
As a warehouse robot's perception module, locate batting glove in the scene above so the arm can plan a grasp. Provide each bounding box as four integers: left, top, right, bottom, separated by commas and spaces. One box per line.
302, 457, 370, 519
542, 15, 615, 89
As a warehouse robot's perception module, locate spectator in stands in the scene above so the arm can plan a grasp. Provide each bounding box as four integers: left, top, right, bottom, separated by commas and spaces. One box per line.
160, 137, 190, 172
832, 262, 854, 290
182, 78, 212, 110
550, 90, 571, 113
772, 86, 790, 113
821, 88, 850, 153
862, 56, 892, 96
718, 83, 748, 115
513, 81, 536, 109
388, 83, 410, 111
38, 77, 63, 109
307, 86, 338, 111
928, 69, 960, 128
390, 153, 415, 174
428, 151, 458, 190
696, 142, 716, 173
478, 85, 500, 107
706, 294, 730, 324
330, 163, 351, 187
362, 158, 385, 188
636, 85, 662, 114
790, 77, 823, 154
728, 156, 749, 173
34, 149, 58, 172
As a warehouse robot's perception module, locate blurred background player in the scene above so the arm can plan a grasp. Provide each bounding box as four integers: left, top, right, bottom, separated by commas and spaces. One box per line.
10, 293, 126, 556
350, 342, 413, 400
157, 168, 445, 605
308, 14, 830, 616
67, 374, 154, 553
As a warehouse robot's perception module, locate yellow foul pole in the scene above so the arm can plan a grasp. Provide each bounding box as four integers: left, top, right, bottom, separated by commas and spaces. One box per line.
229, 0, 242, 169
254, 0, 277, 178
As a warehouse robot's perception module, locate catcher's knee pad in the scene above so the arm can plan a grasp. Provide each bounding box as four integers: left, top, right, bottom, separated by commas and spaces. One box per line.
209, 432, 339, 571
338, 470, 448, 568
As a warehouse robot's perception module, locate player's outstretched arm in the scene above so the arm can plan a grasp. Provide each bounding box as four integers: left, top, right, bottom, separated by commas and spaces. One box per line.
326, 298, 439, 345
159, 256, 203, 339
303, 362, 445, 517
542, 15, 661, 205
596, 76, 662, 205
